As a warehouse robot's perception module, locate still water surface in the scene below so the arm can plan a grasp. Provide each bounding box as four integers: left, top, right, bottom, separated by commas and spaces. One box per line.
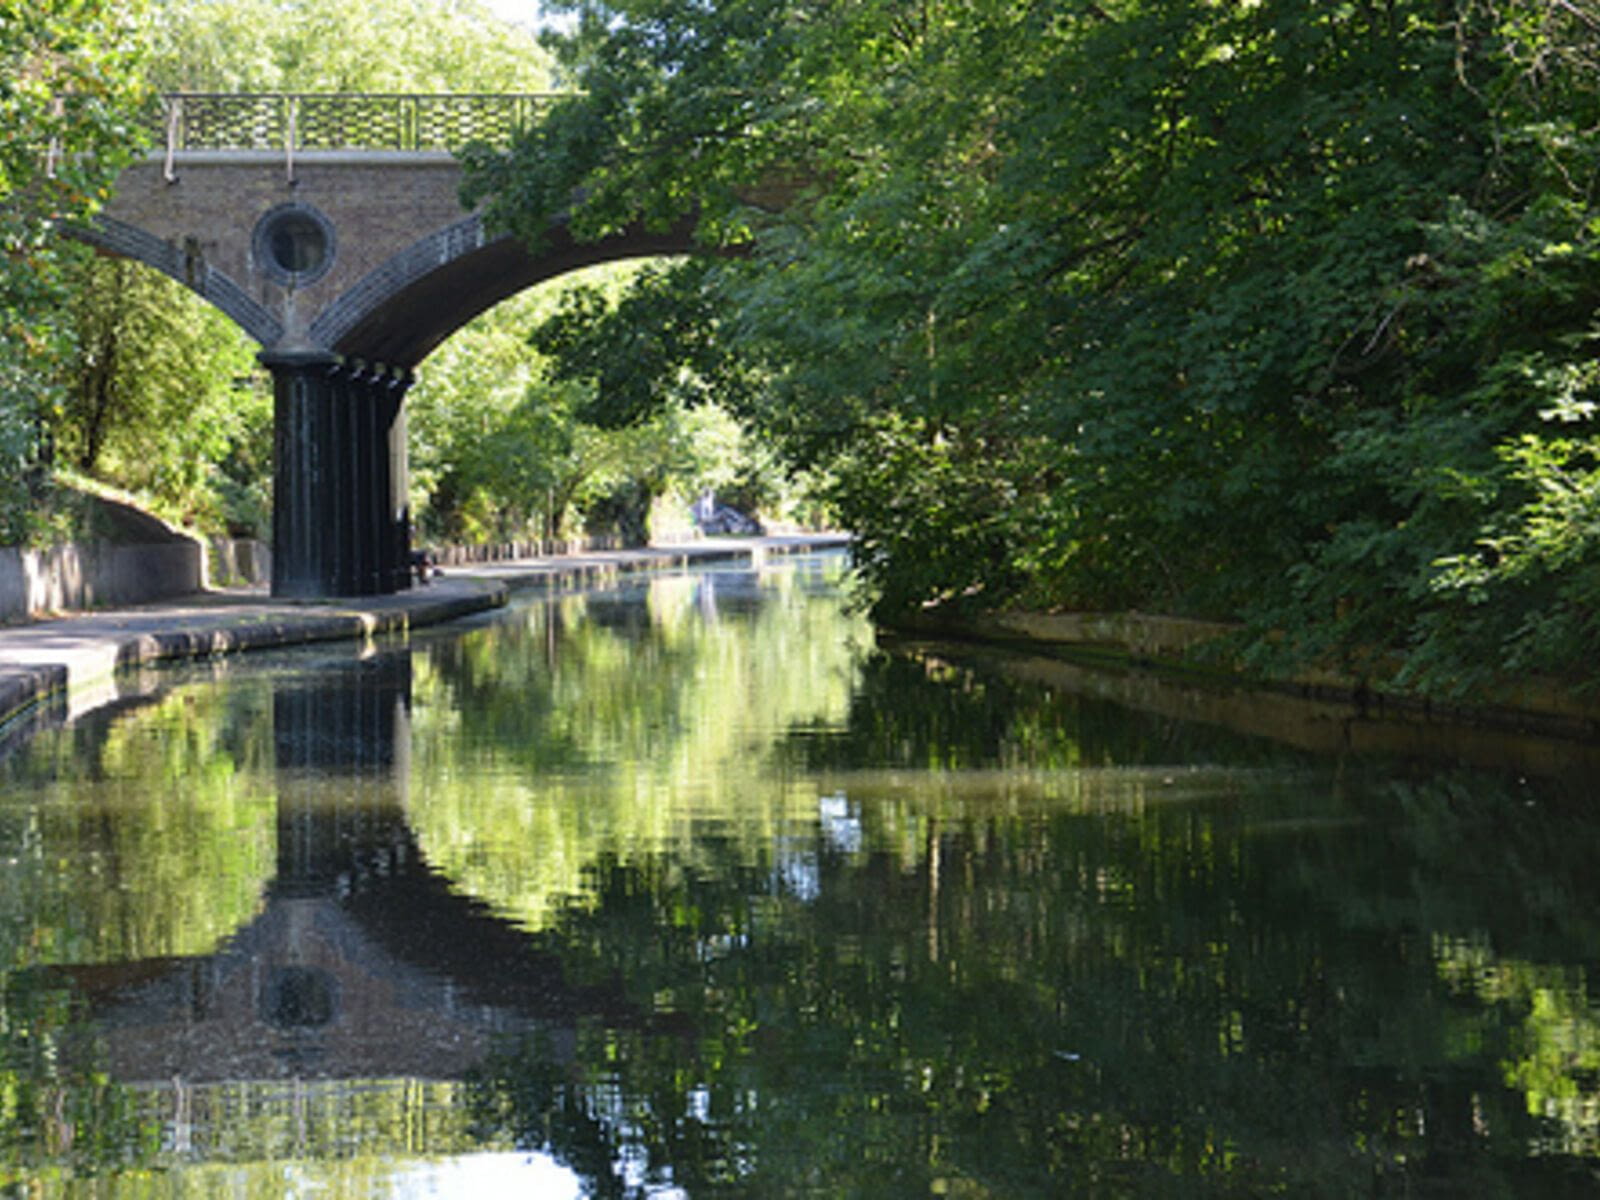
0, 552, 1597, 1196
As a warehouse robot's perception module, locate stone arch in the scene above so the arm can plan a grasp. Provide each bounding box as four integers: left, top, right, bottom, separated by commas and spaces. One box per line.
311, 212, 702, 368
65, 215, 284, 348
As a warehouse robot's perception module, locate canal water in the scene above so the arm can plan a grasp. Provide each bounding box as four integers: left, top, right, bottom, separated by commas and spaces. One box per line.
0, 551, 1596, 1197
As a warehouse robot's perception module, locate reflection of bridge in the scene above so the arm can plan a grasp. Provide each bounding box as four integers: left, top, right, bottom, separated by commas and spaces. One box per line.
57, 652, 651, 1090
75, 94, 698, 598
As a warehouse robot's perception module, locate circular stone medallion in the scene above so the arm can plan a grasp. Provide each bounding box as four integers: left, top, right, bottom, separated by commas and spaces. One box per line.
252, 203, 336, 287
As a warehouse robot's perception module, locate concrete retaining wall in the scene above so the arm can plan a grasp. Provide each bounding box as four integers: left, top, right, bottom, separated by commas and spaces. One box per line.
0, 542, 205, 623
206, 538, 272, 588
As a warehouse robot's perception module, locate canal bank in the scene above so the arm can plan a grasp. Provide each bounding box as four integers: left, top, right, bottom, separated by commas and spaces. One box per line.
893, 605, 1600, 745
0, 534, 849, 731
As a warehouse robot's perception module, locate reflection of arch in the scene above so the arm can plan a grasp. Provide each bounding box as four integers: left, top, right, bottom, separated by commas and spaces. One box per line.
312, 212, 700, 367
64, 216, 283, 347
53, 652, 662, 1085
65, 826, 648, 1084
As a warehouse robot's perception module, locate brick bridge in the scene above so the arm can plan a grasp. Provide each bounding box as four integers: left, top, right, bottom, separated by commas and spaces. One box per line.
77, 94, 698, 597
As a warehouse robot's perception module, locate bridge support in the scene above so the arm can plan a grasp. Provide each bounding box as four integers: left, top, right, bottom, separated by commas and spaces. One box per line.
264, 350, 412, 598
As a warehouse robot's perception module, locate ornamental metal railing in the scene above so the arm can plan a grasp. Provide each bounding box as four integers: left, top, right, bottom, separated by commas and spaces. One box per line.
149, 92, 568, 155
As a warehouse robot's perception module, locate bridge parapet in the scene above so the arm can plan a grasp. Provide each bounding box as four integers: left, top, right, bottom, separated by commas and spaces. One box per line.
148, 91, 569, 156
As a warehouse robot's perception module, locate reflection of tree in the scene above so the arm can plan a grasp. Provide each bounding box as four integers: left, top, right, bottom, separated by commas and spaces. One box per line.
407, 562, 872, 930
467, 769, 1600, 1195
0, 680, 277, 965
0, 671, 281, 1181
0, 969, 163, 1185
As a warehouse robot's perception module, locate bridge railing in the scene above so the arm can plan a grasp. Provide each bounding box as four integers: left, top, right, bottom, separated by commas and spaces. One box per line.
150, 92, 569, 154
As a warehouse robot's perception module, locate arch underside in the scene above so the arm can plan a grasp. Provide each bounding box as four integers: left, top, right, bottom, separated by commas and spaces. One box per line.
319, 214, 699, 368
67, 217, 285, 347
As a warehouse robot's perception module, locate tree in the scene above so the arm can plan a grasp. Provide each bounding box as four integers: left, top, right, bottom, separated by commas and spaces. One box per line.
59, 253, 266, 530
464, 0, 1600, 695
0, 0, 148, 542
144, 0, 557, 93
409, 265, 790, 548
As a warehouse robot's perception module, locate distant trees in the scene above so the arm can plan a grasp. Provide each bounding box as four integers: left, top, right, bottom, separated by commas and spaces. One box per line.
407, 267, 796, 549
466, 0, 1600, 692
142, 0, 557, 93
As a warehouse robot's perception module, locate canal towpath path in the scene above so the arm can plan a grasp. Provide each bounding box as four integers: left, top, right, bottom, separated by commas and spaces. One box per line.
0, 535, 850, 732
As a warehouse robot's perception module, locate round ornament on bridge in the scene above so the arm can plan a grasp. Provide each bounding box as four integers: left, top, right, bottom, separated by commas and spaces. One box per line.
253, 202, 337, 287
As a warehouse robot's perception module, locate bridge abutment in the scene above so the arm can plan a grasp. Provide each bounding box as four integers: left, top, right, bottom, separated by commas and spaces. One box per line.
266, 350, 411, 598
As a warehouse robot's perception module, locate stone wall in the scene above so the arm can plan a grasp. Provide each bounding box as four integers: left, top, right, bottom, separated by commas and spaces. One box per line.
0, 542, 204, 623
0, 535, 272, 623
206, 538, 272, 588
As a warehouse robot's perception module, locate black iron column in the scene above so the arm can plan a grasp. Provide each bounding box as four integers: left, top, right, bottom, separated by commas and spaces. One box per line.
263, 349, 413, 598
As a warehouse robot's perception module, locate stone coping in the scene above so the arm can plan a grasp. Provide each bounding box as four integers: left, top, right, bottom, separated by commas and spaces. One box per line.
0, 535, 850, 733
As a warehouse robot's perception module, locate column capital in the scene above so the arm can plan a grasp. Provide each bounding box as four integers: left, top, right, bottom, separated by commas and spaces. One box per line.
259, 346, 342, 372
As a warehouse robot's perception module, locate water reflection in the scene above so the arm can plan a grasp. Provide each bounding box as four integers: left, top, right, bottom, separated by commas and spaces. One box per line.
0, 554, 1597, 1195
0, 648, 640, 1190
77, 653, 613, 1093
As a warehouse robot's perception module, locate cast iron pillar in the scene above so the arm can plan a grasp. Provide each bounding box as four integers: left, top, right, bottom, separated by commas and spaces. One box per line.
264, 349, 413, 598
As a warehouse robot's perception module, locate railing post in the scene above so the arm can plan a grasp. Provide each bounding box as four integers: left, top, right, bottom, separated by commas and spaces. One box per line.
285, 94, 297, 183
163, 95, 182, 182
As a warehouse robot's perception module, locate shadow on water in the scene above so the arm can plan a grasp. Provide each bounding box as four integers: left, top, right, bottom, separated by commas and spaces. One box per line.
0, 555, 1598, 1195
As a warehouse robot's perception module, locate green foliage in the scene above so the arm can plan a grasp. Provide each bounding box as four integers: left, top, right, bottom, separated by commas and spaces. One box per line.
145, 0, 556, 92
531, 258, 760, 429
466, 0, 1600, 695
59, 254, 267, 532
0, 0, 148, 544
410, 271, 796, 546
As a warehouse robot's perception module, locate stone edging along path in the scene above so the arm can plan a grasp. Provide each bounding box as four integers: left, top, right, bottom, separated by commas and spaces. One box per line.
0, 535, 850, 732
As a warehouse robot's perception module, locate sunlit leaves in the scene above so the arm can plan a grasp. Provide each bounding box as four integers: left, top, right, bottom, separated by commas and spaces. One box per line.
143, 0, 557, 92
0, 0, 148, 543
468, 0, 1600, 693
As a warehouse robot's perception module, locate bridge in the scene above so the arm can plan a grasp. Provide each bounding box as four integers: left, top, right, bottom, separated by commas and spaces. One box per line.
77, 93, 699, 598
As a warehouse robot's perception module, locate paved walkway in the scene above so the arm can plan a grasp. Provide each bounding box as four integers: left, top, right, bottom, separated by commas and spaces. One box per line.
0, 535, 849, 730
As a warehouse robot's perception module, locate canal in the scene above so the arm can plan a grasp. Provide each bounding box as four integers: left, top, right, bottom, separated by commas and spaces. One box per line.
0, 551, 1596, 1196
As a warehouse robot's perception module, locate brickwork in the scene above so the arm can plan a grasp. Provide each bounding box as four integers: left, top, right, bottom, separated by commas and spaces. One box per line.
91, 151, 702, 371
98, 152, 470, 360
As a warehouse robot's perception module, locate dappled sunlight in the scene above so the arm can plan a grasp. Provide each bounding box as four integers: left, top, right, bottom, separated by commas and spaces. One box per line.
1436, 934, 1600, 1156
